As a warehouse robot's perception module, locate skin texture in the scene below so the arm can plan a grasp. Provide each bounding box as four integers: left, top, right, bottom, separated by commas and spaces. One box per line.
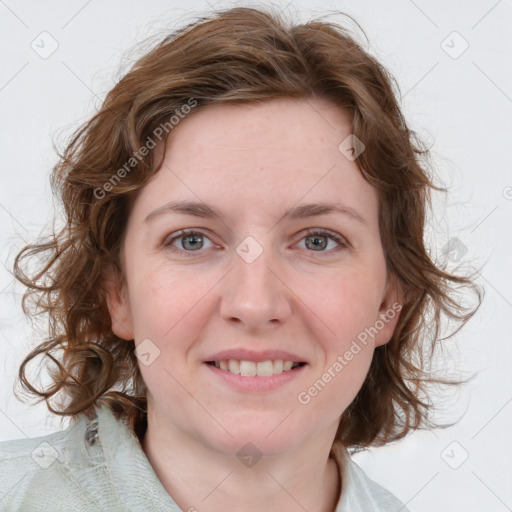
105, 97, 401, 511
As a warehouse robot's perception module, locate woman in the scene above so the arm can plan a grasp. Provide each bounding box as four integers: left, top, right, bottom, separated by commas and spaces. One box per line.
0, 6, 480, 511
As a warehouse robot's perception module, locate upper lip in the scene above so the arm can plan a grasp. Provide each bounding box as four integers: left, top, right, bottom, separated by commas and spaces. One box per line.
204, 349, 307, 364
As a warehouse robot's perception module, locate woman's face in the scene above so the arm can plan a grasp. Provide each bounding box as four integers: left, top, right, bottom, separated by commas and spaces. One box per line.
106, 97, 400, 456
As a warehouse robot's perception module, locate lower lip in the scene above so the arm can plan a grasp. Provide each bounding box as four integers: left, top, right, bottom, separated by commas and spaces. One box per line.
204, 363, 307, 392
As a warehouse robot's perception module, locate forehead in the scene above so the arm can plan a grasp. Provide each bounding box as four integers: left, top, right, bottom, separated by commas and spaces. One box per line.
165, 96, 353, 158
131, 97, 379, 228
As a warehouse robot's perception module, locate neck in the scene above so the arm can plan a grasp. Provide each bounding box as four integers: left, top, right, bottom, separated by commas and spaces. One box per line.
141, 416, 341, 512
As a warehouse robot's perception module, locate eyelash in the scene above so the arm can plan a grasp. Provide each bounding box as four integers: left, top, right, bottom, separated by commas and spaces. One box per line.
162, 228, 348, 257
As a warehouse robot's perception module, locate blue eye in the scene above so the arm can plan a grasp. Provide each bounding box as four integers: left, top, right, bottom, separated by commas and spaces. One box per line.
298, 228, 347, 252
164, 229, 213, 254
163, 228, 348, 257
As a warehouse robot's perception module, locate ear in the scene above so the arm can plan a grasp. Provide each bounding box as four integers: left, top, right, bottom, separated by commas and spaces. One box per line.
373, 273, 403, 348
103, 263, 134, 341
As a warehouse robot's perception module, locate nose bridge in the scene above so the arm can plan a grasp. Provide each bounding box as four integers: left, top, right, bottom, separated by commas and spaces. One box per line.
220, 234, 290, 326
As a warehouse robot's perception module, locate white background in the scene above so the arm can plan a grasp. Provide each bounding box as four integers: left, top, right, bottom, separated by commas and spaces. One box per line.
1, 1, 511, 511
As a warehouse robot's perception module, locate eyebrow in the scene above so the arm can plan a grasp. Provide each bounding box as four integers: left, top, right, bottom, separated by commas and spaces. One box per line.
144, 200, 367, 225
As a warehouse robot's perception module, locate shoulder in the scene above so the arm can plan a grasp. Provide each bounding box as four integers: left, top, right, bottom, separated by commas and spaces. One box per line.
331, 443, 412, 512
0, 407, 109, 511
0, 404, 179, 511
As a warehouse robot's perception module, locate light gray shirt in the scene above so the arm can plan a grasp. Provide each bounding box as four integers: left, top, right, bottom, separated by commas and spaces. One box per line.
0, 403, 411, 511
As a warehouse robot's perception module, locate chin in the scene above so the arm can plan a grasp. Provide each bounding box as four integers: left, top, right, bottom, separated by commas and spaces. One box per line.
204, 414, 306, 458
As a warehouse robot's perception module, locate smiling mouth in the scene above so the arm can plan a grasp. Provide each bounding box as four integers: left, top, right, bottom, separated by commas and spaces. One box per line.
206, 359, 306, 377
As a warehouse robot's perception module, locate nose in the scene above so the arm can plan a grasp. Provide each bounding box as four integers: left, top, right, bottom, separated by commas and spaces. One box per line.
219, 238, 292, 333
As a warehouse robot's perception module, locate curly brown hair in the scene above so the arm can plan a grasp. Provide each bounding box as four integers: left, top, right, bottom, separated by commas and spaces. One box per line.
12, 6, 481, 450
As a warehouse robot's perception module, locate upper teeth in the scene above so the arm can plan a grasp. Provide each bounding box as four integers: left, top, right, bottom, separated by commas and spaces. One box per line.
213, 359, 300, 377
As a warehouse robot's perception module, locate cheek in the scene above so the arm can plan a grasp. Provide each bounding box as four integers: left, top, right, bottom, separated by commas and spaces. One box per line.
312, 267, 385, 344
305, 268, 383, 397
299, 283, 377, 418
321, 354, 372, 425
126, 266, 202, 340
126, 269, 213, 394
